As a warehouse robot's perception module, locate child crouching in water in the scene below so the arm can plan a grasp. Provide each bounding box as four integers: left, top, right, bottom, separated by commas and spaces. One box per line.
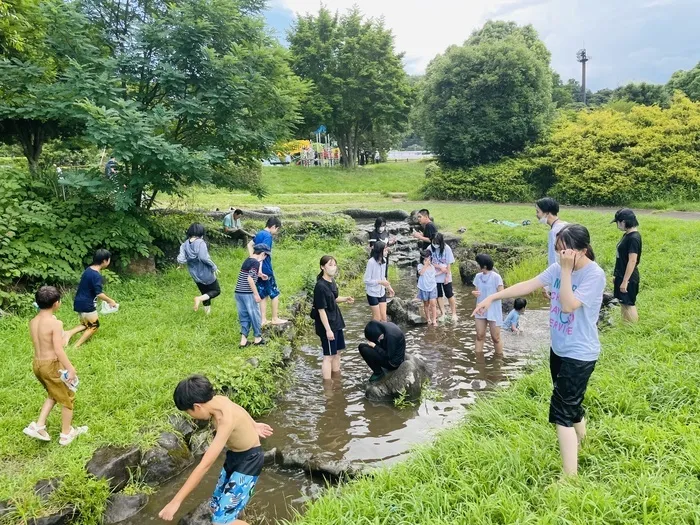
472, 254, 504, 355
417, 249, 438, 326
503, 298, 527, 334
24, 286, 88, 445
159, 375, 273, 524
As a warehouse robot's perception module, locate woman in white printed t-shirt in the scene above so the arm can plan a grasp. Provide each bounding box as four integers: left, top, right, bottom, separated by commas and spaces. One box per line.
472, 224, 606, 477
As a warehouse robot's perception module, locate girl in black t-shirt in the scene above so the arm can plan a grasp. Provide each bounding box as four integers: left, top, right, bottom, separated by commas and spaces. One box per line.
313, 255, 355, 380
612, 209, 642, 323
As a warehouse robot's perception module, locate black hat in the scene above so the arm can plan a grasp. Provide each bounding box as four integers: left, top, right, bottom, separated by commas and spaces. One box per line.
253, 243, 271, 255
611, 208, 637, 224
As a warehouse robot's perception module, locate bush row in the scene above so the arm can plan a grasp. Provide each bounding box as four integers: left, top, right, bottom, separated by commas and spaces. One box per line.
421, 93, 700, 205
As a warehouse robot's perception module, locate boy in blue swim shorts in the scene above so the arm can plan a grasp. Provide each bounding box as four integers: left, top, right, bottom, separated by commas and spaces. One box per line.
248, 217, 288, 326
159, 375, 273, 524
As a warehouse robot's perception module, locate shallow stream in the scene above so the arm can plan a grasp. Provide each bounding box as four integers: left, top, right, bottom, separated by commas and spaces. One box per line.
125, 270, 549, 524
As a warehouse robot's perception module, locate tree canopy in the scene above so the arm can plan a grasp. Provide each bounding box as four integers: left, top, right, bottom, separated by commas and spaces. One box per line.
419, 21, 553, 167
287, 6, 412, 168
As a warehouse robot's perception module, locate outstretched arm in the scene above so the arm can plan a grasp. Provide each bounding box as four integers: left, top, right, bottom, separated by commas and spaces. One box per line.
472, 278, 543, 316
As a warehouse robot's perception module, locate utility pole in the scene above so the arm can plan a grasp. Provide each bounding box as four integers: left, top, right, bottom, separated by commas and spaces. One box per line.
576, 49, 589, 105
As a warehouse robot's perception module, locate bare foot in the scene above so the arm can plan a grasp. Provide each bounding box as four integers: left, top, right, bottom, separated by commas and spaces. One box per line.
261, 320, 270, 327
433, 321, 439, 327
194, 297, 201, 311
271, 318, 288, 325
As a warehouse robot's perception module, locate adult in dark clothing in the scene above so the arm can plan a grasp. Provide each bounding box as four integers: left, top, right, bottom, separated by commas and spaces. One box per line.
358, 321, 406, 382
412, 208, 438, 267
368, 216, 396, 278
612, 209, 642, 323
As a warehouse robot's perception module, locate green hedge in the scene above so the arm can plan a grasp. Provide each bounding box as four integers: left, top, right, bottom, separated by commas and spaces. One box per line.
420, 94, 700, 206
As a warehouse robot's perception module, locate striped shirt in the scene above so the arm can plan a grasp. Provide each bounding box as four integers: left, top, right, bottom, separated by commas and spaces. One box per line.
235, 258, 260, 294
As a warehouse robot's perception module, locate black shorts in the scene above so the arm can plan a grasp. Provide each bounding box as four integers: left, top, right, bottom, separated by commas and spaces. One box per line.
319, 330, 346, 356
366, 294, 387, 307
614, 276, 639, 306
549, 349, 596, 427
436, 282, 454, 299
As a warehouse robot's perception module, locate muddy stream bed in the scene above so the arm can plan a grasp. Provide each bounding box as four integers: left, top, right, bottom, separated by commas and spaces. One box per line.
126, 270, 549, 524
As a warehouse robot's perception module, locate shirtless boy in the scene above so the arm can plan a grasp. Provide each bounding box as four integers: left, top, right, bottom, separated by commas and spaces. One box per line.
23, 286, 88, 445
159, 375, 274, 524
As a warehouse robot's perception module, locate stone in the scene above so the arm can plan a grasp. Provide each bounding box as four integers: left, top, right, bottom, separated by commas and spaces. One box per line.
0, 501, 15, 519
104, 494, 148, 524
263, 447, 279, 465
30, 507, 76, 525
189, 429, 213, 457
125, 256, 156, 276
86, 446, 141, 492
365, 355, 431, 402
501, 298, 515, 314
34, 478, 63, 503
178, 501, 212, 525
459, 259, 481, 286
288, 293, 309, 318
306, 458, 363, 481
141, 432, 193, 484
338, 209, 409, 221
262, 206, 281, 214
441, 232, 462, 249
246, 357, 260, 368
169, 414, 197, 444
349, 230, 369, 245
281, 345, 293, 363
262, 321, 294, 339
280, 448, 313, 469
457, 227, 467, 234
387, 297, 427, 326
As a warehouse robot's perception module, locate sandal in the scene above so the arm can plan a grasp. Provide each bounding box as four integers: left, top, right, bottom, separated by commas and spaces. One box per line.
253, 339, 266, 346
23, 422, 51, 442
59, 426, 88, 446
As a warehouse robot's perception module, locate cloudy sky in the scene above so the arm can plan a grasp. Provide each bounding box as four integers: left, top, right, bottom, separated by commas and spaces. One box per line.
264, 0, 700, 91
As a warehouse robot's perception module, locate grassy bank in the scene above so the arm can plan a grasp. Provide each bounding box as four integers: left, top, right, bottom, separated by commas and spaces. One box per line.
0, 236, 363, 523
286, 207, 700, 523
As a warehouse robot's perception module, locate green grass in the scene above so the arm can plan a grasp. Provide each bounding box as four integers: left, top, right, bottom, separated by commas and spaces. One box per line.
284, 206, 700, 524
0, 237, 363, 523
159, 162, 427, 211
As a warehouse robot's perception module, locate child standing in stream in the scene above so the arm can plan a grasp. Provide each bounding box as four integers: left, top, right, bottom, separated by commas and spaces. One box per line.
312, 255, 354, 380
472, 254, 504, 355
417, 250, 438, 326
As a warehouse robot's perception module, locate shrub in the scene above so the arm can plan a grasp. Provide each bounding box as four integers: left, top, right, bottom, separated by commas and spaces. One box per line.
420, 159, 538, 203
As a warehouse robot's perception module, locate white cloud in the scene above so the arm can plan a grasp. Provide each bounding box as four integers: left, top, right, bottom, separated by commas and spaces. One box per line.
273, 0, 700, 89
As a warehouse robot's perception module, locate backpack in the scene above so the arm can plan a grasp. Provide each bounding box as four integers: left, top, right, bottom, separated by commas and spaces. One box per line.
309, 306, 318, 320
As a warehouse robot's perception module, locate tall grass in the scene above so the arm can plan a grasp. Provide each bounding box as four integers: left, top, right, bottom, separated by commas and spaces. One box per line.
288, 209, 700, 524
0, 237, 363, 523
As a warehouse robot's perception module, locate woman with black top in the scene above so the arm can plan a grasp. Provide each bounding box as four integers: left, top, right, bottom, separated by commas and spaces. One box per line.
612, 209, 642, 323
368, 217, 396, 278
358, 320, 406, 382
313, 255, 355, 380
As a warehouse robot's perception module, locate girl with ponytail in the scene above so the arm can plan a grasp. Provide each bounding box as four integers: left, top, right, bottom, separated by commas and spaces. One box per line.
472, 224, 606, 477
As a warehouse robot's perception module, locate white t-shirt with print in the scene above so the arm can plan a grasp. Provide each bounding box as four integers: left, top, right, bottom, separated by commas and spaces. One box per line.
537, 261, 606, 361
547, 220, 568, 266
474, 271, 503, 324
430, 244, 455, 284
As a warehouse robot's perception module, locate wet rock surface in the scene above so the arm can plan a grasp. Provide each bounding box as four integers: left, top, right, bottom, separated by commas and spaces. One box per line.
339, 209, 409, 221
34, 478, 63, 503
189, 429, 213, 458
104, 494, 149, 524
169, 414, 197, 444
178, 501, 211, 525
387, 297, 427, 326
30, 507, 76, 525
278, 448, 363, 481
365, 355, 431, 402
141, 432, 193, 484
86, 446, 141, 492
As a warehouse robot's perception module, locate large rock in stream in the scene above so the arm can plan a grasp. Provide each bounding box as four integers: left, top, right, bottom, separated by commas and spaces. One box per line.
85, 446, 141, 491
178, 501, 212, 525
387, 297, 427, 326
365, 355, 431, 402
141, 432, 194, 484
29, 507, 77, 525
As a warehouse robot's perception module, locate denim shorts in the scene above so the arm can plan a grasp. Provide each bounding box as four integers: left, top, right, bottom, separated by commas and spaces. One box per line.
417, 288, 438, 301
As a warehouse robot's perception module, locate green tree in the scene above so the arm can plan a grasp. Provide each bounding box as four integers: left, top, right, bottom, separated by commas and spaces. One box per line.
612, 82, 670, 107
288, 6, 411, 168
667, 61, 700, 101
552, 72, 575, 108
0, 1, 108, 173
419, 21, 552, 167
76, 0, 304, 208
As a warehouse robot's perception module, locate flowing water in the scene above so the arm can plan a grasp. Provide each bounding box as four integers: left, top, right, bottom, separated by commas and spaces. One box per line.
125, 270, 549, 524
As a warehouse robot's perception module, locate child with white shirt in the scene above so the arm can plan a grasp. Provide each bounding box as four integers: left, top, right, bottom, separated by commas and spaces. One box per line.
417, 250, 438, 326
472, 254, 504, 355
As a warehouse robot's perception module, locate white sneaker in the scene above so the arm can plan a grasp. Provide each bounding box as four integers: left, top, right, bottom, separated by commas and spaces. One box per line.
23, 422, 51, 442
59, 426, 88, 446
203, 306, 211, 315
